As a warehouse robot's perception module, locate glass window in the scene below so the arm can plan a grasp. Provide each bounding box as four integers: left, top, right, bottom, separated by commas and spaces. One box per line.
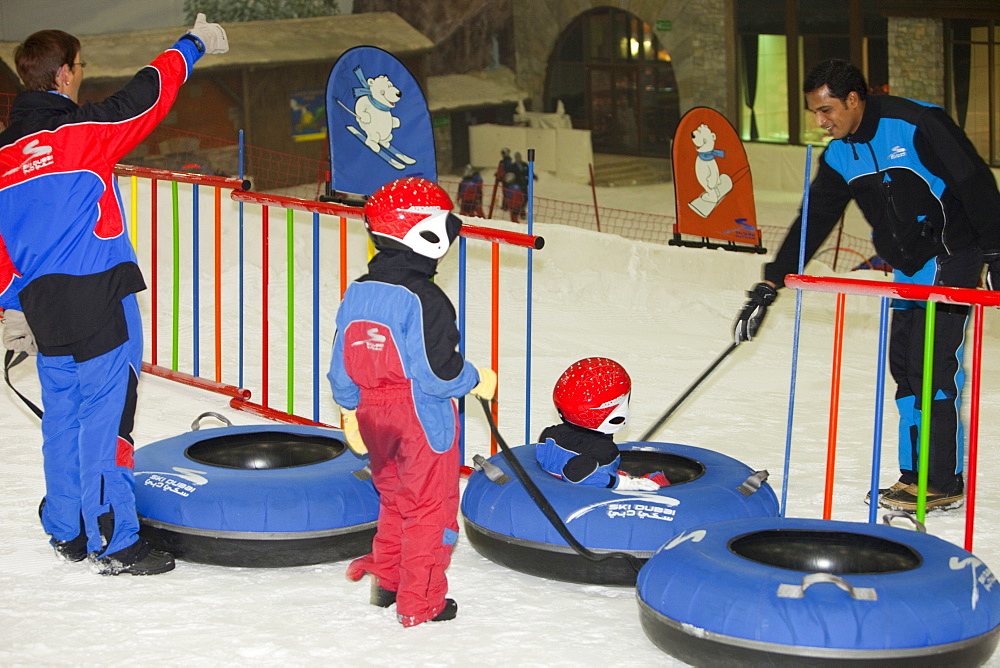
865, 37, 889, 94
740, 34, 789, 143
947, 19, 998, 166
587, 11, 613, 62
736, 0, 889, 146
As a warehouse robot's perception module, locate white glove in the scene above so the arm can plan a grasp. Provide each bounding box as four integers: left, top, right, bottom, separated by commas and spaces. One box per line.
615, 473, 660, 492
340, 408, 367, 455
188, 13, 229, 55
1, 309, 37, 355
469, 367, 497, 401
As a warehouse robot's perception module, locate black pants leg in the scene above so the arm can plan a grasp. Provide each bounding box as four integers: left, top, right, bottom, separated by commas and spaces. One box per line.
887, 247, 983, 495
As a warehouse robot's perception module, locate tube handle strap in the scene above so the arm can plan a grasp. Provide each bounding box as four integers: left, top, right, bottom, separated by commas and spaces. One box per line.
737, 470, 769, 497
191, 411, 233, 430
777, 572, 877, 601
473, 453, 512, 485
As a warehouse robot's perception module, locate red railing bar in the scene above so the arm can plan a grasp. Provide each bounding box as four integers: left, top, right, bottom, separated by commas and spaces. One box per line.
114, 163, 248, 190
786, 274, 1000, 307
462, 222, 544, 249
229, 191, 545, 250
231, 190, 363, 219
228, 397, 332, 428
142, 362, 250, 400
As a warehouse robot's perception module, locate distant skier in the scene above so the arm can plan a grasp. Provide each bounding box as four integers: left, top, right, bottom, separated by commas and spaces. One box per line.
457, 164, 483, 217
495, 147, 512, 210
329, 177, 496, 627
536, 357, 669, 491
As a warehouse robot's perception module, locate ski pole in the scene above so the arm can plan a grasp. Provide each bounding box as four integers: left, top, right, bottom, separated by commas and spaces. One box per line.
477, 397, 644, 574
3, 349, 42, 419
638, 342, 739, 442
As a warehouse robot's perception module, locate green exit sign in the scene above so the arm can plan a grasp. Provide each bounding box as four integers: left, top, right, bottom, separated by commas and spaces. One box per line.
656, 19, 672, 31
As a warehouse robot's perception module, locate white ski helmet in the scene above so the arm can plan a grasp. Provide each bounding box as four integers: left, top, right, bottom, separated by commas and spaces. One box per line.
363, 177, 462, 260
552, 357, 631, 434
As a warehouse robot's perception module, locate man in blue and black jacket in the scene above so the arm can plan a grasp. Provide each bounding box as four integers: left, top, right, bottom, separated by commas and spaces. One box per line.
733, 59, 1000, 513
0, 15, 227, 575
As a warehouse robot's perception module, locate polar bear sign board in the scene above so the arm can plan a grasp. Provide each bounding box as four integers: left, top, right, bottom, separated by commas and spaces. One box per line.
325, 46, 436, 198
669, 107, 764, 254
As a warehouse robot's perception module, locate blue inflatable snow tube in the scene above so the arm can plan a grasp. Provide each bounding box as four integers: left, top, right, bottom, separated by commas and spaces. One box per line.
134, 422, 380, 567
460, 441, 779, 584
637, 516, 1000, 666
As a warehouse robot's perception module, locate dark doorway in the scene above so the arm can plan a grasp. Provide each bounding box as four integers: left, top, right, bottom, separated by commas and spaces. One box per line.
545, 7, 679, 157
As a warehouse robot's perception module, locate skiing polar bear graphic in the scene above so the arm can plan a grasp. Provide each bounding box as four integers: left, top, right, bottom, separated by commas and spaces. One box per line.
687, 123, 733, 218
355, 75, 399, 150
340, 65, 416, 170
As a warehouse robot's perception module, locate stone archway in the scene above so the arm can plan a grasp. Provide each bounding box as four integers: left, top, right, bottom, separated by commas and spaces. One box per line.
544, 6, 679, 157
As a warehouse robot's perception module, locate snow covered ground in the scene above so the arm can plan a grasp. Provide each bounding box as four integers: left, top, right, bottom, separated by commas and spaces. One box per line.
1, 170, 999, 666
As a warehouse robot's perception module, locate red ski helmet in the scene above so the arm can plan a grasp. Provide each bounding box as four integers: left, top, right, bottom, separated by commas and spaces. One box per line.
552, 357, 631, 434
363, 177, 462, 259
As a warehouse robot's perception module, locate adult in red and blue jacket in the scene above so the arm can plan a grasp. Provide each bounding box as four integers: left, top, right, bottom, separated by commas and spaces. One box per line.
0, 16, 227, 574
733, 59, 1000, 512
329, 178, 495, 627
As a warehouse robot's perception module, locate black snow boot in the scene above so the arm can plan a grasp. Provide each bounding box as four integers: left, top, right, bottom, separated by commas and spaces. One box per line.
92, 539, 175, 576
39, 498, 88, 562
51, 534, 89, 562
371, 582, 397, 608
430, 599, 458, 622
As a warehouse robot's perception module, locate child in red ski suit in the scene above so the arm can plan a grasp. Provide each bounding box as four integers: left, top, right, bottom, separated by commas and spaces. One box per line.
328, 177, 496, 627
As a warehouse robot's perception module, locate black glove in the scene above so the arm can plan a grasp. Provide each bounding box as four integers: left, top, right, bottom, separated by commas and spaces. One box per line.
733, 282, 777, 344
985, 250, 1000, 292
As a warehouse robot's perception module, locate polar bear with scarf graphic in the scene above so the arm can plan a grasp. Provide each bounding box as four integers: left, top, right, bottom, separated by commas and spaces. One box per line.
355, 74, 399, 151
340, 65, 416, 169
688, 123, 732, 218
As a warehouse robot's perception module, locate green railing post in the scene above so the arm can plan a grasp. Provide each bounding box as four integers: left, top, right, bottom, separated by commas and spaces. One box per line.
916, 301, 937, 523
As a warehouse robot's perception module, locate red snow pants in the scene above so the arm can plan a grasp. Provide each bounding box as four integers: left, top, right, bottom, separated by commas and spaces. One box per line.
346, 385, 461, 627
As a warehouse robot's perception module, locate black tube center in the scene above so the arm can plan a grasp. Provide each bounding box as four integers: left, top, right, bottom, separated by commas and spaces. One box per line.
185, 432, 346, 469
618, 451, 705, 485
729, 529, 922, 574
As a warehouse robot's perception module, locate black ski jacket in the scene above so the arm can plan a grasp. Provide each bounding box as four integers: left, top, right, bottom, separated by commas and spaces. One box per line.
764, 95, 1000, 287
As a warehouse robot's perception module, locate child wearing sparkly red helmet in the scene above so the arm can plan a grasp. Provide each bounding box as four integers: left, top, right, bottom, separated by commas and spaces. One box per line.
328, 177, 496, 627
536, 357, 669, 491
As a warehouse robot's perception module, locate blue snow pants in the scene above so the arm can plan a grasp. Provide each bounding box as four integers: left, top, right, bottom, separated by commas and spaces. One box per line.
37, 294, 143, 557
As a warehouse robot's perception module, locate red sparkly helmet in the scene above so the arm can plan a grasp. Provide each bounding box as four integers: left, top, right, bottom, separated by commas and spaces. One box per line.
363, 177, 461, 259
552, 357, 631, 434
